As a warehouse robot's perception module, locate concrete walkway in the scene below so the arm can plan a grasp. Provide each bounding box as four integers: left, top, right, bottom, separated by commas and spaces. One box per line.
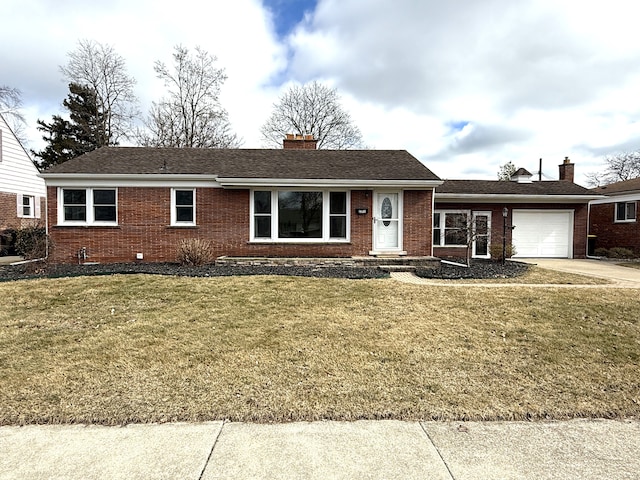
1, 419, 639, 479
0, 256, 22, 266
392, 258, 640, 288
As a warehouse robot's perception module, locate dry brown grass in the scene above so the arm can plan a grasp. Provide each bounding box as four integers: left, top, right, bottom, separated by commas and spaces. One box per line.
0, 274, 638, 425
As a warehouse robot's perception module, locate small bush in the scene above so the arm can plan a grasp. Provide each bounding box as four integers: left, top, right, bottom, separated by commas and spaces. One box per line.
607, 247, 635, 259
15, 226, 49, 260
593, 247, 609, 257
489, 243, 517, 261
176, 238, 215, 266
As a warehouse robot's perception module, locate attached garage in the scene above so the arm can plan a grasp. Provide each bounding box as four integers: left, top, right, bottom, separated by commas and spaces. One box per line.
512, 210, 573, 258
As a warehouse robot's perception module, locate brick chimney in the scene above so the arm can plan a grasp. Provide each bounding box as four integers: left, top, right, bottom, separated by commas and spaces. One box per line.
558, 156, 575, 182
283, 133, 318, 150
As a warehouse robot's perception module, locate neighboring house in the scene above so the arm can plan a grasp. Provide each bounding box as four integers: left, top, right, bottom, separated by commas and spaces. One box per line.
0, 113, 46, 232
40, 136, 442, 264
589, 177, 640, 254
433, 158, 602, 259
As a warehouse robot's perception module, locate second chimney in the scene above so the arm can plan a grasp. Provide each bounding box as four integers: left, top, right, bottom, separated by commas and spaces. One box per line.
558, 157, 575, 182
283, 133, 318, 150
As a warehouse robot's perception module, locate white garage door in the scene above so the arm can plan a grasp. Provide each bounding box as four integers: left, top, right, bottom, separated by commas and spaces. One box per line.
512, 210, 573, 258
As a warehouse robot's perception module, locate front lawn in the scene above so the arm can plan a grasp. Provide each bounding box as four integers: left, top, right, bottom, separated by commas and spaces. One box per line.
0, 274, 638, 424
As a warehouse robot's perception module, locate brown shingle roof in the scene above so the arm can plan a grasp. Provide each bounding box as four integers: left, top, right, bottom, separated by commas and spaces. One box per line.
438, 179, 595, 196
43, 147, 441, 181
592, 177, 640, 195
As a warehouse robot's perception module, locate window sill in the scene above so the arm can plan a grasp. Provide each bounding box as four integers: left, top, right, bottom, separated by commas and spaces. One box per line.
167, 225, 199, 229
54, 224, 120, 229
434, 245, 467, 248
249, 240, 350, 245
614, 219, 636, 223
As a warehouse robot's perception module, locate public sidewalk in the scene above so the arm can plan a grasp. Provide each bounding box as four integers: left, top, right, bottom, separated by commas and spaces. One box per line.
1, 419, 639, 479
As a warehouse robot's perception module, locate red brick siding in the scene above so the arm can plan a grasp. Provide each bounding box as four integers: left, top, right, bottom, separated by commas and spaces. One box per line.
433, 202, 588, 259
403, 190, 432, 255
0, 191, 45, 230
48, 187, 432, 264
589, 201, 640, 254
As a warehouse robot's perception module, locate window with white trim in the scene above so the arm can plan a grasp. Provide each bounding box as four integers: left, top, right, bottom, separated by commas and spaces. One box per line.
615, 201, 636, 222
17, 194, 36, 218
171, 189, 196, 226
433, 210, 469, 246
59, 188, 117, 225
251, 190, 349, 241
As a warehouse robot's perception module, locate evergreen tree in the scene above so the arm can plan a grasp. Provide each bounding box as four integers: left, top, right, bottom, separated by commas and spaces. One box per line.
32, 83, 109, 169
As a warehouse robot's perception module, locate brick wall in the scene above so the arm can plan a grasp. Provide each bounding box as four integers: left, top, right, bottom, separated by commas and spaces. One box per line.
48, 187, 433, 264
433, 202, 589, 259
403, 190, 433, 255
0, 191, 45, 230
589, 201, 640, 254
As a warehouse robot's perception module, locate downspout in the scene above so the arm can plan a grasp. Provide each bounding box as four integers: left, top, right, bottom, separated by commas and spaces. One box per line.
431, 187, 436, 257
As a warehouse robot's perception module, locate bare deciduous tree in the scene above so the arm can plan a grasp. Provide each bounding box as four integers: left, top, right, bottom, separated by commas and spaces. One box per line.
0, 85, 27, 143
497, 161, 517, 181
139, 45, 240, 148
585, 151, 640, 187
261, 81, 364, 149
60, 39, 138, 144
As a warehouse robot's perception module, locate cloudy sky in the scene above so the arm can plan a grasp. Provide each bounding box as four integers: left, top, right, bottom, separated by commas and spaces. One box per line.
3, 0, 640, 185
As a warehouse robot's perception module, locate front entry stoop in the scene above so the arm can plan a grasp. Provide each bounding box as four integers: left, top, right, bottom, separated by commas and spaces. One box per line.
378, 265, 417, 272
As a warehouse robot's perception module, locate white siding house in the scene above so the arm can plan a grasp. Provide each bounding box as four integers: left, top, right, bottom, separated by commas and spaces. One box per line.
0, 113, 46, 230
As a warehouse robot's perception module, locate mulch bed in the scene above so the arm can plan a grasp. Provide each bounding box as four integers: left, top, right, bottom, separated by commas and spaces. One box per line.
416, 259, 530, 279
0, 258, 529, 282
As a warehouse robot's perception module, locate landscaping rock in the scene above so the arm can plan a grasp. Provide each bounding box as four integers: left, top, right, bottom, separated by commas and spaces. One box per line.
0, 258, 530, 282
415, 259, 529, 280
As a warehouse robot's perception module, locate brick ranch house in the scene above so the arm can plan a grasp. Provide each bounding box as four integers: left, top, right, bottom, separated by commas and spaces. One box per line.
589, 177, 640, 255
0, 114, 46, 253
433, 159, 603, 260
40, 137, 442, 264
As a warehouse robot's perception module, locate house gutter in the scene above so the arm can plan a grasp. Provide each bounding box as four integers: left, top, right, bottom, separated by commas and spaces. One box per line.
435, 193, 605, 203
217, 178, 444, 189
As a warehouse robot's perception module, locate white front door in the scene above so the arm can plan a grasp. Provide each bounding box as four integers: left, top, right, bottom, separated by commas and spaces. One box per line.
373, 192, 401, 251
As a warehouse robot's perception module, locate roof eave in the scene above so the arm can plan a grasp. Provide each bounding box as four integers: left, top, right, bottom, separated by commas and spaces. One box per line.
590, 191, 640, 204
40, 173, 220, 187
435, 193, 605, 203
217, 178, 443, 189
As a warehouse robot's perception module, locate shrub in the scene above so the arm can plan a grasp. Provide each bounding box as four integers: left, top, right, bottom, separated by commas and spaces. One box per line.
489, 243, 517, 261
0, 229, 17, 256
607, 247, 635, 259
15, 226, 49, 260
593, 247, 609, 257
176, 238, 215, 266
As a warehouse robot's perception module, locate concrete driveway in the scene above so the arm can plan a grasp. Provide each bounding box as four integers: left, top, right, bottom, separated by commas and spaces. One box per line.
517, 258, 640, 287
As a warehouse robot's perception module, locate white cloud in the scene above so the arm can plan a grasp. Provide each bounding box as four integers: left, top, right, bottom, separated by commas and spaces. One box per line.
4, 0, 640, 185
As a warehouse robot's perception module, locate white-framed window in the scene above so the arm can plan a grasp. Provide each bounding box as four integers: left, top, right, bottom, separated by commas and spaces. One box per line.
58, 188, 117, 225
615, 201, 636, 222
250, 189, 350, 242
171, 188, 196, 226
433, 210, 469, 246
17, 194, 38, 218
